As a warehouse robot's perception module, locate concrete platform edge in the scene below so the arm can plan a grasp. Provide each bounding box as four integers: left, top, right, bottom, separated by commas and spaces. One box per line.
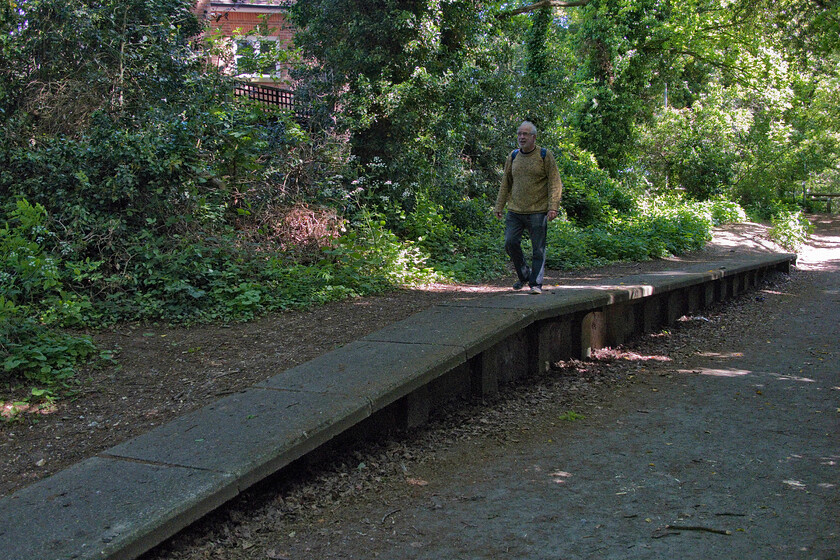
0, 252, 796, 560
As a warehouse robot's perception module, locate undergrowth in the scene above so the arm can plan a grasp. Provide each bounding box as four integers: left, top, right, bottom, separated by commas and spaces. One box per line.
1, 194, 808, 396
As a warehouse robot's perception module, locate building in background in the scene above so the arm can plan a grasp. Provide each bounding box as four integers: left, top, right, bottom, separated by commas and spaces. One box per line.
193, 1, 297, 87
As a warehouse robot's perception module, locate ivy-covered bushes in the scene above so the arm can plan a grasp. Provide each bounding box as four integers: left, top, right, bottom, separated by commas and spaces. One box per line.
1, 101, 306, 260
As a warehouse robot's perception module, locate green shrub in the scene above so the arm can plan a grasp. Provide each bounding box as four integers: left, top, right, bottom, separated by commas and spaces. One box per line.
325, 209, 442, 289
404, 192, 458, 261
431, 228, 508, 282
769, 209, 812, 251
585, 222, 652, 262
1, 312, 97, 387
1, 199, 99, 386
402, 190, 507, 282
634, 196, 713, 256
556, 146, 634, 226
700, 198, 748, 225
545, 196, 717, 269
545, 220, 599, 269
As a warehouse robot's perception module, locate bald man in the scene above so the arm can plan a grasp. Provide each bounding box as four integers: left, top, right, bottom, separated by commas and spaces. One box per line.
494, 121, 563, 294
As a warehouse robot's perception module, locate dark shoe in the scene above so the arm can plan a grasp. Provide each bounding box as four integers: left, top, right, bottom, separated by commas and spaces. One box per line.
529, 285, 542, 295
513, 280, 525, 290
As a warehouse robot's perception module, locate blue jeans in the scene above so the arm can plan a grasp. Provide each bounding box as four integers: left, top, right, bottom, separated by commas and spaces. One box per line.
504, 211, 548, 287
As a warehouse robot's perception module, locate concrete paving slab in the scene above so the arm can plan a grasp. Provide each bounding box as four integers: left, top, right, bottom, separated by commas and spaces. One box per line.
582, 254, 795, 292
256, 339, 466, 412
102, 387, 369, 490
440, 286, 622, 320
361, 305, 532, 358
587, 267, 726, 293
0, 456, 235, 560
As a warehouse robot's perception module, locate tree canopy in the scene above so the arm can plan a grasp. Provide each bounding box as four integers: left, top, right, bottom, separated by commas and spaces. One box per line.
287, 0, 837, 200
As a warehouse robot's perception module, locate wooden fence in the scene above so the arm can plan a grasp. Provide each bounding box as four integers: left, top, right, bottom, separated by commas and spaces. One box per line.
233, 82, 310, 121
806, 192, 840, 213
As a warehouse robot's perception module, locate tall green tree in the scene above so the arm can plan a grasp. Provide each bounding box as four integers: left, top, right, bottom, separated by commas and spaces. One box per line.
566, 0, 839, 201
290, 0, 524, 205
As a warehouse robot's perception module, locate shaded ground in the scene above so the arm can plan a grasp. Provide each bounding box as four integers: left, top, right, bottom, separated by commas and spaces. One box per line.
133, 215, 838, 560
0, 218, 810, 500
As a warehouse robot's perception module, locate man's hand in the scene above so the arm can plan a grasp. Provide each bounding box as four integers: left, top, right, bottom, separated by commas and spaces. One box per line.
494, 211, 503, 219
548, 210, 558, 221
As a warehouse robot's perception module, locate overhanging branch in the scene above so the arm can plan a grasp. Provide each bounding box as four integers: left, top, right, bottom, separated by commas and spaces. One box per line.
498, 0, 591, 18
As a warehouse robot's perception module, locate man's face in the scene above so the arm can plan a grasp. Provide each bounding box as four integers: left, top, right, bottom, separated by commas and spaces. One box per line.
517, 126, 536, 152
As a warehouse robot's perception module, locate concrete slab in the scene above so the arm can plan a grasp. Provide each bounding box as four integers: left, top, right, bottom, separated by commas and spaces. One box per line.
0, 456, 234, 560
103, 387, 369, 490
591, 268, 726, 293
361, 305, 532, 358
440, 287, 616, 321
256, 339, 466, 412
586, 254, 795, 293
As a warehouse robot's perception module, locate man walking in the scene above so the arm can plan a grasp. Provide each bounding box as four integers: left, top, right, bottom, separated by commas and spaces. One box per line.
494, 121, 563, 294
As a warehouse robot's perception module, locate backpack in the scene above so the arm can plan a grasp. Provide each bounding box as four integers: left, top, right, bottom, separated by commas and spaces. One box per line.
511, 147, 547, 161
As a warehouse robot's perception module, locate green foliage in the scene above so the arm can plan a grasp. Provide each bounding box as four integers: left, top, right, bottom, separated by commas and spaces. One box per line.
571, 0, 676, 174
1, 200, 60, 303
325, 208, 443, 289
637, 91, 742, 200
524, 6, 553, 91
1, 315, 98, 387
555, 145, 634, 226
2, 101, 304, 253
768, 209, 813, 252
290, 0, 522, 201
558, 410, 585, 422
635, 208, 712, 258
1, 0, 203, 133
699, 198, 748, 226
1, 199, 98, 385
404, 191, 457, 259
0, 199, 95, 325
441, 229, 508, 281
545, 220, 599, 269
546, 195, 717, 268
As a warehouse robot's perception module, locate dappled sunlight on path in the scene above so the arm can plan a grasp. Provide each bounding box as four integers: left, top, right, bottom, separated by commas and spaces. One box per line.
797, 214, 840, 272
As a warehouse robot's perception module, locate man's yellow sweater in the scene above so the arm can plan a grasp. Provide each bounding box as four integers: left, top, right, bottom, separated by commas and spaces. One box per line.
494, 146, 563, 215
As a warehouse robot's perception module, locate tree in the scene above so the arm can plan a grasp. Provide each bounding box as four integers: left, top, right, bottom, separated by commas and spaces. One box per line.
290, 0, 524, 207
0, 0, 271, 260
0, 0, 204, 134
499, 0, 591, 17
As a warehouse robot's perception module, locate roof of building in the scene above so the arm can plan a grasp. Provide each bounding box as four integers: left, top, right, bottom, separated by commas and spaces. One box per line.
209, 0, 294, 9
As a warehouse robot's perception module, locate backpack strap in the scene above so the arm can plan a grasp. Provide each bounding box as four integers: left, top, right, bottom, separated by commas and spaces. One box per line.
512, 148, 547, 161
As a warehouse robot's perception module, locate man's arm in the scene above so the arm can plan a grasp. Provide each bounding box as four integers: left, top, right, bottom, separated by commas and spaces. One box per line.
545, 151, 563, 221
494, 154, 514, 218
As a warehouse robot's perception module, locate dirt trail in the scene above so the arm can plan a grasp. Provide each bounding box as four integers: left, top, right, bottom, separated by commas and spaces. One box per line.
141, 215, 839, 560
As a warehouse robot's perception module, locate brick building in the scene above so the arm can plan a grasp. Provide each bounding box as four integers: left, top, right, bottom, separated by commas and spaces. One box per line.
194, 1, 297, 87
